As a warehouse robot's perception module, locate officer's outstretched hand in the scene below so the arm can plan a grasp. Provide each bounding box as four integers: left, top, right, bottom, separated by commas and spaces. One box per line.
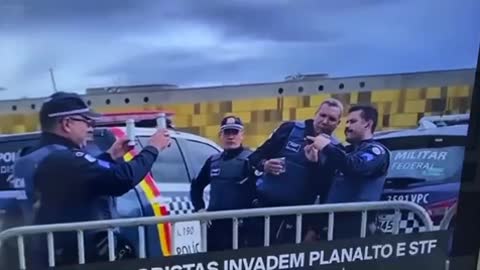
306, 134, 331, 151
107, 136, 134, 160
304, 144, 319, 162
148, 128, 171, 151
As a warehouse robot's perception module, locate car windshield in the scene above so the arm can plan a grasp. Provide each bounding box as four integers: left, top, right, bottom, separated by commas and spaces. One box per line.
377, 135, 465, 187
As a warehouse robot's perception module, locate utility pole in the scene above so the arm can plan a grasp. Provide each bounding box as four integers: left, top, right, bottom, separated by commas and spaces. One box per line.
49, 68, 58, 93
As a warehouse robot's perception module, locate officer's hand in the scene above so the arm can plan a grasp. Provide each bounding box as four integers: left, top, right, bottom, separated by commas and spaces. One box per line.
306, 135, 331, 151
107, 136, 134, 160
304, 144, 319, 162
264, 159, 284, 175
148, 128, 171, 151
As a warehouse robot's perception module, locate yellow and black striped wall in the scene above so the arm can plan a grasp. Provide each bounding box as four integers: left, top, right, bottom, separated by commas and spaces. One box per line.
0, 69, 474, 148
172, 86, 473, 147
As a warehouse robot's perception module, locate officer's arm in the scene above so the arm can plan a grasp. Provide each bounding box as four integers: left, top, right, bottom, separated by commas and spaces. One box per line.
71, 146, 159, 196
190, 158, 212, 211
95, 152, 116, 163
322, 143, 388, 177
248, 122, 294, 171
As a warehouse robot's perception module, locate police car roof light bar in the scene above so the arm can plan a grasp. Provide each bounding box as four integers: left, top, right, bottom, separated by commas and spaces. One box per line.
418, 113, 470, 129
94, 110, 175, 128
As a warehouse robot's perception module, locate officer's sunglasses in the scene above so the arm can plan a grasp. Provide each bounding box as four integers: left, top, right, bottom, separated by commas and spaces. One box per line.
67, 117, 95, 127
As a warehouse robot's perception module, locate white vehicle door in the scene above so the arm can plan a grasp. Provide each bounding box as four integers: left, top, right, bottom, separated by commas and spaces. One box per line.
178, 138, 223, 206
175, 138, 222, 254
137, 135, 202, 255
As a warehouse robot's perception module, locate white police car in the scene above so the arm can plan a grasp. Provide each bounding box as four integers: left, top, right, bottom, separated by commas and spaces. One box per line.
0, 111, 221, 260
374, 114, 469, 234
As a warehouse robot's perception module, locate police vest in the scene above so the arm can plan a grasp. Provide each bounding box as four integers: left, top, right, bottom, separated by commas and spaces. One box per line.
8, 144, 67, 226
257, 121, 317, 206
208, 149, 254, 211
326, 141, 390, 203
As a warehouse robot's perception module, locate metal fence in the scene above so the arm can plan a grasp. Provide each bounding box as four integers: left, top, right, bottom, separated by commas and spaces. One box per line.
0, 201, 434, 270
439, 203, 457, 231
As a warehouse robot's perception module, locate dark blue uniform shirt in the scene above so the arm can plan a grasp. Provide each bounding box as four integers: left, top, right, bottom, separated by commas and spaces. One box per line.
248, 119, 342, 204
323, 139, 389, 179
320, 138, 390, 239
323, 138, 390, 203
190, 146, 256, 211
32, 132, 159, 225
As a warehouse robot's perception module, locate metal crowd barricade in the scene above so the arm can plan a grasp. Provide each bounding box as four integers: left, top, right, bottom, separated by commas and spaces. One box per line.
0, 201, 434, 270
439, 204, 457, 270
439, 203, 457, 230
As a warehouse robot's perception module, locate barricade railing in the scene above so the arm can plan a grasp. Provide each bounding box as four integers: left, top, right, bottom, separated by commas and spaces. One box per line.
439, 203, 457, 230
0, 201, 434, 270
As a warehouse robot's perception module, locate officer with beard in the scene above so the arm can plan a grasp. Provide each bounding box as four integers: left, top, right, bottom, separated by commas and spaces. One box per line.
190, 116, 256, 251
307, 105, 390, 239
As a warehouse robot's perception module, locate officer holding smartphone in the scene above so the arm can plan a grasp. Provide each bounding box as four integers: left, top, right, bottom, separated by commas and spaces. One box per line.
307, 105, 390, 239
15, 92, 171, 267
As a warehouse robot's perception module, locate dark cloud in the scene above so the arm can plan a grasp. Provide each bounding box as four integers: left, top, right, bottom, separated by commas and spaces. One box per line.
90, 41, 417, 87
92, 42, 312, 86
163, 1, 332, 43
2, 0, 395, 42
3, 0, 146, 24
0, 0, 156, 35
1, 0, 479, 100
150, 0, 394, 43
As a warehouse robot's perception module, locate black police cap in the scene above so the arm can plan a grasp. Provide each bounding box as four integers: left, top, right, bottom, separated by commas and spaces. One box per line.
40, 91, 101, 119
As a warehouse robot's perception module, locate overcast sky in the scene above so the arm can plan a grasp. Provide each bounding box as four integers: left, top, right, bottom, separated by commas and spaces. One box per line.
0, 0, 479, 100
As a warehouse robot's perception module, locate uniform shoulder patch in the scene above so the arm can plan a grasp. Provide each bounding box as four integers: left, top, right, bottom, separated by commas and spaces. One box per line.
97, 160, 111, 168
75, 151, 96, 162
361, 153, 375, 161
83, 154, 97, 163
371, 146, 383, 155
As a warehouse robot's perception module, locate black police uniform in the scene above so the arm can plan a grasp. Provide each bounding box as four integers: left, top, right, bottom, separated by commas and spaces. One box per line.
190, 146, 257, 251
190, 117, 257, 251
250, 120, 341, 205
248, 119, 342, 244
322, 138, 390, 239
32, 133, 159, 264
0, 146, 42, 270
25, 92, 161, 267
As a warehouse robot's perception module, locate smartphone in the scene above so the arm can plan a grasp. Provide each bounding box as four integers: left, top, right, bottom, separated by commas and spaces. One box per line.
305, 119, 315, 144
126, 119, 136, 147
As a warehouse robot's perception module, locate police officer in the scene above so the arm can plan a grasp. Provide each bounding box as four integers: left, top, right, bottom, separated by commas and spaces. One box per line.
248, 98, 344, 244
306, 104, 390, 239
16, 92, 170, 266
190, 116, 256, 251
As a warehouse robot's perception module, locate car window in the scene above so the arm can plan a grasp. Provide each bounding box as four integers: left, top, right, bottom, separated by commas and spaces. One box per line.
378, 135, 465, 187
138, 136, 190, 183
182, 140, 221, 177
